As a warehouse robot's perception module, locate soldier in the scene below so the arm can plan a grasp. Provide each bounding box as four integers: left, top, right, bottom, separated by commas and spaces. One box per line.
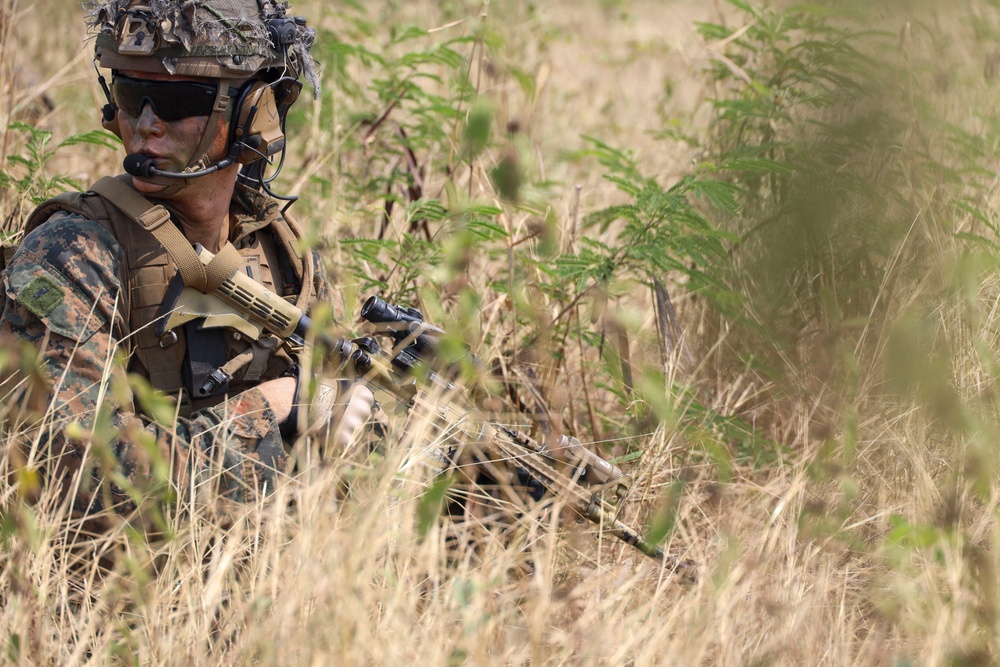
0, 0, 370, 527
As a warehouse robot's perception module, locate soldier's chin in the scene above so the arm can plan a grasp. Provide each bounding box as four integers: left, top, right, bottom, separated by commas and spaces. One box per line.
130, 176, 171, 194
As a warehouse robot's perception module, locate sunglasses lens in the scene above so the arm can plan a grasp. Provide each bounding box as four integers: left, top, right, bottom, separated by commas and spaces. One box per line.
112, 76, 217, 121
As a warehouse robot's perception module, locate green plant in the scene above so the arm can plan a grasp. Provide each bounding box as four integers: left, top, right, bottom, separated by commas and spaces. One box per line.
557, 137, 742, 312
0, 121, 119, 234
698, 3, 918, 330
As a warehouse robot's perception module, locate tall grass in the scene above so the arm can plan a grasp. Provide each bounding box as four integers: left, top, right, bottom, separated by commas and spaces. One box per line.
3, 0, 1000, 664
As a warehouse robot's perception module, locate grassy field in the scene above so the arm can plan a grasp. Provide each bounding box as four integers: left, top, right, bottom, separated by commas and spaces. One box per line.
4, 0, 1000, 664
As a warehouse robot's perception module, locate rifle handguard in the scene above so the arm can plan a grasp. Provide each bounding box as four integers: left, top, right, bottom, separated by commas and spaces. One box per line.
157, 244, 308, 345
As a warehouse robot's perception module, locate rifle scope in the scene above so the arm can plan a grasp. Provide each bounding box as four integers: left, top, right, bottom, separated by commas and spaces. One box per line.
361, 295, 425, 325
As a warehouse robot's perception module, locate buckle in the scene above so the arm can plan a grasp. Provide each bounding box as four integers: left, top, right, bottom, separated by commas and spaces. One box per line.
137, 205, 171, 231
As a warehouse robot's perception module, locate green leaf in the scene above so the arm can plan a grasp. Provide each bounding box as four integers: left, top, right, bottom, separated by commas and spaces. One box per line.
465, 218, 508, 240
645, 481, 684, 546
408, 199, 449, 222
57, 130, 121, 150
608, 450, 644, 465
490, 153, 522, 203
718, 157, 791, 174
7, 634, 20, 664
417, 474, 453, 540
390, 25, 429, 44
886, 515, 938, 550
129, 375, 176, 428
693, 179, 742, 216
463, 100, 493, 160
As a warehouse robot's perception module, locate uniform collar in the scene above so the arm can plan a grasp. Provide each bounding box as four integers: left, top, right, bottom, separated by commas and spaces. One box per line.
228, 183, 284, 242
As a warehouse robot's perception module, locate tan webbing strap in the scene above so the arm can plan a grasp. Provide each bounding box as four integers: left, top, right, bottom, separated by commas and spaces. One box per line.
204, 243, 243, 293
271, 210, 314, 312
90, 176, 209, 292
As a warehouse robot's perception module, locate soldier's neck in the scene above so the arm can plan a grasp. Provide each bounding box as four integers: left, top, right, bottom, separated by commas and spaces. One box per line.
167, 176, 237, 253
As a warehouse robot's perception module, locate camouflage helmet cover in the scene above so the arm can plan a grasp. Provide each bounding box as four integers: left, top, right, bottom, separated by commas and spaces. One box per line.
88, 0, 319, 93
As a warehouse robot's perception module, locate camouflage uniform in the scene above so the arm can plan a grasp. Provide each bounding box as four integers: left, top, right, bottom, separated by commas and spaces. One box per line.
0, 0, 330, 529
0, 184, 333, 527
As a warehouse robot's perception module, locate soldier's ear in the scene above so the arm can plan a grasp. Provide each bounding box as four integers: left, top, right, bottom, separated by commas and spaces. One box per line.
102, 103, 122, 139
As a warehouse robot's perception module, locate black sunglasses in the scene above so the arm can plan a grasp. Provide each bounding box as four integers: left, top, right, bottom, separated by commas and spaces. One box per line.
111, 74, 219, 122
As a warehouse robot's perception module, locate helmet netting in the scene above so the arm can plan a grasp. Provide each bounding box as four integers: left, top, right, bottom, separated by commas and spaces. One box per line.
86, 0, 320, 96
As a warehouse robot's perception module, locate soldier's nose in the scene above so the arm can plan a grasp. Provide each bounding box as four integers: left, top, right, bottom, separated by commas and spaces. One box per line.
134, 101, 166, 136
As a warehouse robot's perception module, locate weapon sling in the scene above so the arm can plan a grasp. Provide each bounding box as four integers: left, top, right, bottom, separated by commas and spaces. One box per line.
88, 176, 244, 293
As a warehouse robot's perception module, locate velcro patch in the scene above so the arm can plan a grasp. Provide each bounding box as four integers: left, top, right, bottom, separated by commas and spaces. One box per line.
17, 274, 64, 318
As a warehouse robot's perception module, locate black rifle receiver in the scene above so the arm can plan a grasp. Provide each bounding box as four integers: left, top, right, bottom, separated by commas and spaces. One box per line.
360, 295, 449, 372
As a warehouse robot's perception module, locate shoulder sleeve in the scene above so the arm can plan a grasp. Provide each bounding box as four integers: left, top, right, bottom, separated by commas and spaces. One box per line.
1, 211, 287, 528
4, 212, 125, 342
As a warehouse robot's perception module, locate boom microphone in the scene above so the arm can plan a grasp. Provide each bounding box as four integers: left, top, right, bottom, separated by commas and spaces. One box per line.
123, 153, 237, 179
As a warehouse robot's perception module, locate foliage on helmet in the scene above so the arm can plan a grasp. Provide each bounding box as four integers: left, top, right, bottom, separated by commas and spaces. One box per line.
87, 0, 319, 95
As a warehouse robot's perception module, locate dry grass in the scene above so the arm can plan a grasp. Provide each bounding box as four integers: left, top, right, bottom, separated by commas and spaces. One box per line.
3, 0, 1000, 665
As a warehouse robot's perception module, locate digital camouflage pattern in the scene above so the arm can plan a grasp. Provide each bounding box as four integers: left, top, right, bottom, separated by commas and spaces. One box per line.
0, 194, 334, 529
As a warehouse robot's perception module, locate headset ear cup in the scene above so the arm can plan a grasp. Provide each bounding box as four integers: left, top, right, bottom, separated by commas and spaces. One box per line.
233, 82, 285, 165
102, 103, 122, 139
275, 79, 302, 111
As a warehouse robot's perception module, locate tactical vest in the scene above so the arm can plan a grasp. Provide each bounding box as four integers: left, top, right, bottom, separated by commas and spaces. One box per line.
15, 177, 314, 416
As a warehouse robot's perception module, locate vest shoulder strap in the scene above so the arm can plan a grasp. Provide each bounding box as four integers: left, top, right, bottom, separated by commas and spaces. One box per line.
17, 183, 184, 389
268, 209, 314, 312
90, 176, 215, 291
23, 190, 113, 237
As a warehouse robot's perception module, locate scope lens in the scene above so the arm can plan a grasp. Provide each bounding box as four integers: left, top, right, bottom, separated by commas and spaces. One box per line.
360, 295, 392, 322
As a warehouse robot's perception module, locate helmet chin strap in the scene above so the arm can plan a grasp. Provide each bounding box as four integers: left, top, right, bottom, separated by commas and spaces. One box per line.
132, 78, 241, 198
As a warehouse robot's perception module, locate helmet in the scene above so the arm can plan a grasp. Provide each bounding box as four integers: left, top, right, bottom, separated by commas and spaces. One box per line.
88, 0, 318, 179
90, 0, 318, 84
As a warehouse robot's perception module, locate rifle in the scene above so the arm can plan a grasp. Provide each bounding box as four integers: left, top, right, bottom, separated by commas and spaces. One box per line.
157, 245, 689, 568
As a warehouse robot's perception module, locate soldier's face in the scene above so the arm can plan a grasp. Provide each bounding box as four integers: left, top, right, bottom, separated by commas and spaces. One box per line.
116, 70, 232, 194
